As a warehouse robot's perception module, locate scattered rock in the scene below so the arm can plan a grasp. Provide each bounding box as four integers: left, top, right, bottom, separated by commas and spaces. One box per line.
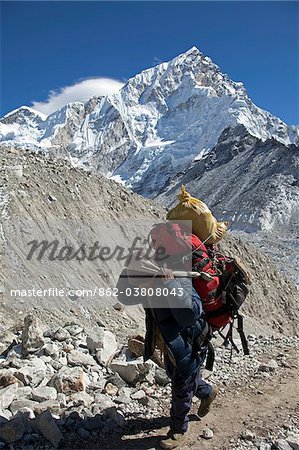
104, 383, 118, 396
64, 323, 84, 336
0, 416, 25, 443
276, 439, 293, 450
70, 391, 93, 407
258, 359, 279, 373
53, 327, 70, 342
201, 426, 214, 440
241, 428, 256, 441
0, 384, 18, 409
51, 366, 85, 393
155, 368, 169, 386
67, 350, 96, 367
110, 359, 150, 385
10, 400, 39, 415
287, 432, 299, 450
87, 328, 118, 366
0, 370, 21, 388
32, 386, 57, 402
33, 410, 63, 447
14, 358, 47, 386
43, 342, 59, 357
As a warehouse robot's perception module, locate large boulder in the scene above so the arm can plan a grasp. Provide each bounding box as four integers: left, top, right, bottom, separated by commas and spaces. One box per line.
0, 384, 18, 410
21, 315, 44, 357
110, 358, 151, 385
9, 399, 40, 415
32, 386, 57, 402
87, 328, 118, 366
0, 416, 26, 443
32, 410, 63, 447
67, 350, 96, 367
50, 366, 85, 393
14, 357, 47, 387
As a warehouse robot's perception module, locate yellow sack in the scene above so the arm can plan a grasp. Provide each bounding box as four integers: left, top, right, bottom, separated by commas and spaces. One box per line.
166, 186, 228, 244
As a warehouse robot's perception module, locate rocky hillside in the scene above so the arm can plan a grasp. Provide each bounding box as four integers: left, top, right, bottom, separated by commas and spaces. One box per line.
1, 145, 298, 338
0, 146, 299, 449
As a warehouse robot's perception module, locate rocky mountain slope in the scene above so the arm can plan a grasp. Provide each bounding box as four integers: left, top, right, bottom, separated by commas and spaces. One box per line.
1, 145, 298, 337
0, 146, 299, 449
156, 125, 299, 283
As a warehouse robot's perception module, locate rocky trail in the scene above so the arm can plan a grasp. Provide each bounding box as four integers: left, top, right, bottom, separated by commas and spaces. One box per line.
65, 338, 299, 450
0, 316, 298, 450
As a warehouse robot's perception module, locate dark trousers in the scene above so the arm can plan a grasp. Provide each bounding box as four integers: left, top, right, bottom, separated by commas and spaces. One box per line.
164, 354, 212, 433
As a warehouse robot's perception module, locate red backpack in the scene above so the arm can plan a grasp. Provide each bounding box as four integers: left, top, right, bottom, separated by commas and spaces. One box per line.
150, 222, 250, 354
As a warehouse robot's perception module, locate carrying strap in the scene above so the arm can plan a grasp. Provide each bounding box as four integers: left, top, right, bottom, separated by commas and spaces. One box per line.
205, 341, 215, 371
194, 322, 212, 349
193, 322, 215, 371
236, 313, 249, 355
218, 313, 249, 356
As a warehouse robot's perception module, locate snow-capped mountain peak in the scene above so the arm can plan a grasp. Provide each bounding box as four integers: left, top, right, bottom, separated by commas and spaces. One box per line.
1, 105, 46, 125
1, 47, 298, 197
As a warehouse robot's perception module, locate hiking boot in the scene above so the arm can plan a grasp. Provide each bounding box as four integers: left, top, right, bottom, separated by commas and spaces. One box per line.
197, 385, 218, 417
159, 431, 187, 449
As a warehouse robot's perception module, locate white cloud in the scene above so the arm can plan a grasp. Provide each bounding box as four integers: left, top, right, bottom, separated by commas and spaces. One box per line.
31, 77, 124, 116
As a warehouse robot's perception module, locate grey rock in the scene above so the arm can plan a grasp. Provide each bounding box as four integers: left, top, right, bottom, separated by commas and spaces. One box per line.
33, 410, 63, 447
14, 357, 47, 387
10, 399, 39, 415
201, 427, 214, 440
258, 359, 279, 373
155, 368, 170, 386
0, 384, 17, 409
67, 350, 96, 367
70, 391, 93, 407
15, 406, 35, 419
21, 315, 44, 357
32, 386, 57, 402
115, 393, 131, 404
53, 327, 70, 342
33, 400, 61, 415
43, 342, 59, 357
131, 389, 146, 402
0, 416, 25, 443
17, 386, 32, 399
259, 443, 271, 450
287, 432, 299, 450
50, 365, 85, 393
276, 439, 293, 450
64, 323, 84, 336
94, 393, 115, 411
87, 328, 118, 366
56, 393, 67, 407
110, 359, 150, 385
0, 409, 12, 422
241, 429, 256, 441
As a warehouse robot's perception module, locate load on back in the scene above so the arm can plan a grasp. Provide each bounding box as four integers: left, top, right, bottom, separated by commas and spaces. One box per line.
166, 185, 229, 244
150, 186, 251, 356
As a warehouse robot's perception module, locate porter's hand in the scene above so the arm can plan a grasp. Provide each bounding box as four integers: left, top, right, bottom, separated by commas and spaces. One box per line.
161, 268, 174, 280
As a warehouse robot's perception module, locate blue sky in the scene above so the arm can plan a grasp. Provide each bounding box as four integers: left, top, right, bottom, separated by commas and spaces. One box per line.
1, 1, 298, 124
